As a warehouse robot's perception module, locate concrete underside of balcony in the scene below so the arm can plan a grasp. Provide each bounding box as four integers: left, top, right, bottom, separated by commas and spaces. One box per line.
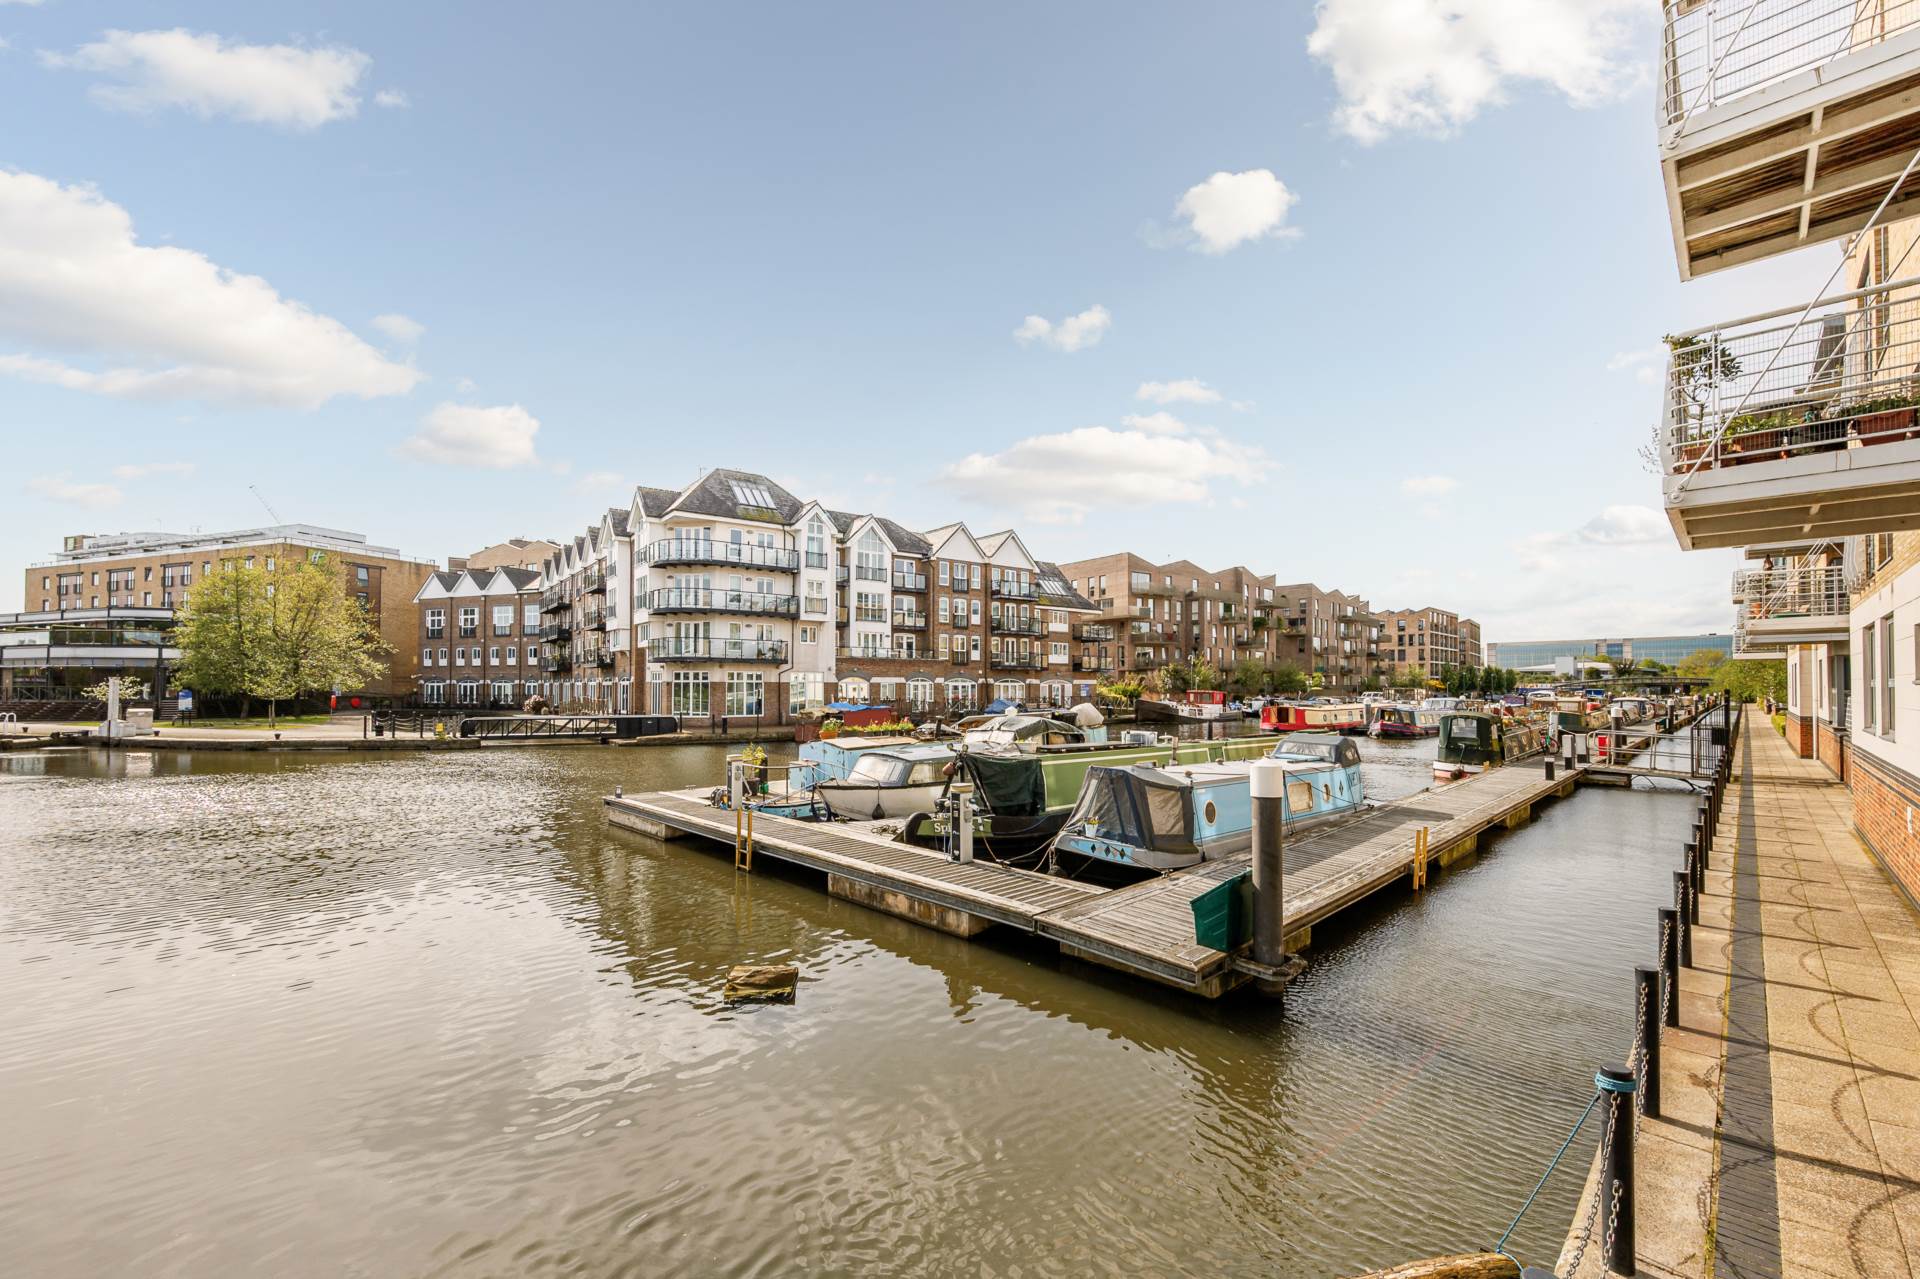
1665, 442, 1920, 549
1663, 27, 1920, 279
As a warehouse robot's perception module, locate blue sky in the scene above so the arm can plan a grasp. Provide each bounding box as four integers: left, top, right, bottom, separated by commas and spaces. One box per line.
0, 2, 1844, 643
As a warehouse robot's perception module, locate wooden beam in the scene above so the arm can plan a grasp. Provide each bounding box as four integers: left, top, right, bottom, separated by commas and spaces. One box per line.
1676, 77, 1920, 192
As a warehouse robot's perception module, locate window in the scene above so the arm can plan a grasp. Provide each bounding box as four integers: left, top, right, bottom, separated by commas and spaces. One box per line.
971, 564, 982, 588
492, 680, 515, 703
726, 672, 765, 716
728, 479, 777, 509
947, 679, 976, 711
970, 598, 981, 625
459, 607, 479, 637
789, 671, 825, 714
938, 561, 950, 586
524, 604, 540, 628
264, 558, 274, 571
489, 646, 502, 664
799, 625, 817, 645
907, 678, 934, 711
938, 596, 950, 623
422, 647, 434, 667
426, 609, 445, 638
1883, 614, 1897, 736
438, 647, 448, 666
670, 671, 711, 716
506, 646, 517, 664
493, 605, 514, 635
1863, 624, 1878, 733
454, 647, 467, 666
838, 677, 870, 702
423, 681, 445, 704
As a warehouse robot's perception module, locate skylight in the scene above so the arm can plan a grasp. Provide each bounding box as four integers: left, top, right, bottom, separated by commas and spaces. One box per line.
730, 480, 776, 509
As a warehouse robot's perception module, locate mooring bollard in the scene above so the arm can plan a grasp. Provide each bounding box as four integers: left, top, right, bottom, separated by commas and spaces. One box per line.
1250, 759, 1287, 994
1544, 754, 1556, 782
1596, 1067, 1638, 1277
1674, 873, 1695, 967
1659, 907, 1681, 1025
1689, 844, 1704, 901
1635, 967, 1661, 1120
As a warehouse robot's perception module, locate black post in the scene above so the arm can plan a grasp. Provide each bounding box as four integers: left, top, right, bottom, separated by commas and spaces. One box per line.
1598, 1067, 1638, 1278
1690, 843, 1705, 900
1674, 873, 1695, 966
1660, 907, 1681, 1025
1545, 754, 1556, 781
1249, 759, 1287, 995
1635, 966, 1661, 1120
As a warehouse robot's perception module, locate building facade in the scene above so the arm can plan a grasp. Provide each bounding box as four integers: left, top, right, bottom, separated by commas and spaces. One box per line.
1486, 634, 1735, 671
1380, 606, 1481, 678
413, 566, 544, 707
21, 524, 435, 700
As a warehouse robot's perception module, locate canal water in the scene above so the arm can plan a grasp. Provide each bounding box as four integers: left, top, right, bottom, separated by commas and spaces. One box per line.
1, 738, 1696, 1278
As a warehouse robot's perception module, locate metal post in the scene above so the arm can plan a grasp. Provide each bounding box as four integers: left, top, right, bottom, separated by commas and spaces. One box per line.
1544, 754, 1556, 781
1597, 1067, 1638, 1277
1250, 759, 1287, 989
954, 782, 975, 864
1675, 873, 1695, 966
1660, 907, 1681, 1025
1635, 966, 1661, 1119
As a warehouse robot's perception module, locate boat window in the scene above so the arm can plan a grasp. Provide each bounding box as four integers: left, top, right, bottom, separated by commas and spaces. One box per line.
1066, 772, 1131, 840
1288, 779, 1315, 811
1141, 782, 1190, 842
1445, 718, 1486, 745
906, 760, 949, 785
847, 754, 909, 785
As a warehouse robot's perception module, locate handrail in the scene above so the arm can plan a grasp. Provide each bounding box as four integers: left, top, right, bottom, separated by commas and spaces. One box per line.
1669, 272, 1920, 342
1661, 0, 1919, 128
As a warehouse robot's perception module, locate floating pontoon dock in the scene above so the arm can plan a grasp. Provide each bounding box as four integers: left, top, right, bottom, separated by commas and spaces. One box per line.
604, 760, 1589, 999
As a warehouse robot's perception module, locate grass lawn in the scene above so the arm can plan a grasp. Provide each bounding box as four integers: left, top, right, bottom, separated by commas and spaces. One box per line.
169, 715, 335, 730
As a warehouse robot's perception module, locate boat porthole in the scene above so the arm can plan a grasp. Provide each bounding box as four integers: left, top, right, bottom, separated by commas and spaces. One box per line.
1203, 800, 1217, 824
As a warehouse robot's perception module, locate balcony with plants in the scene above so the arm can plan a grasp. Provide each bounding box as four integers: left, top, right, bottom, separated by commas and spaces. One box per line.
1658, 278, 1920, 548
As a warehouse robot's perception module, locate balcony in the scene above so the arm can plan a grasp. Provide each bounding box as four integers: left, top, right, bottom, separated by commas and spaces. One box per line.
950, 652, 973, 667
990, 655, 1045, 672
835, 645, 912, 663
582, 567, 607, 594
1659, 1, 1920, 279
991, 578, 1036, 599
540, 588, 567, 613
540, 622, 572, 641
853, 563, 888, 583
649, 638, 789, 663
580, 646, 615, 669
582, 607, 607, 630
541, 651, 571, 673
1734, 564, 1851, 650
1132, 653, 1168, 670
1073, 657, 1116, 673
1659, 277, 1920, 549
891, 571, 927, 592
892, 612, 928, 631
644, 588, 799, 617
646, 539, 799, 571
996, 617, 1044, 637
802, 596, 830, 617
1074, 623, 1116, 642
805, 551, 831, 570
835, 565, 849, 584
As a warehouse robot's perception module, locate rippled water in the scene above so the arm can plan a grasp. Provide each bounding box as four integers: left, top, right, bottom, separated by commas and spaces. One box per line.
0, 739, 1698, 1277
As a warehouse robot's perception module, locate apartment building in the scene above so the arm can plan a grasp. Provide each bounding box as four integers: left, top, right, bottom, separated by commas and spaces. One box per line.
22, 524, 435, 699
458, 538, 560, 573
413, 565, 544, 707
1060, 555, 1275, 676
1380, 606, 1481, 678
536, 509, 635, 711
1269, 583, 1387, 690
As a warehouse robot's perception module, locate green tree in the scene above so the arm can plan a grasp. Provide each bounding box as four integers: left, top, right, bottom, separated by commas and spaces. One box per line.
1711, 657, 1786, 705
1677, 648, 1728, 679
1227, 657, 1267, 698
1270, 663, 1308, 695
1095, 678, 1144, 705
252, 559, 391, 726
1400, 665, 1429, 692
175, 564, 273, 716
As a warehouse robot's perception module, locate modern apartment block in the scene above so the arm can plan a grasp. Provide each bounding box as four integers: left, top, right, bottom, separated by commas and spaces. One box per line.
1379, 606, 1481, 677
1651, 7, 1920, 903
413, 564, 544, 707
20, 524, 435, 700
1268, 583, 1388, 689
536, 509, 635, 710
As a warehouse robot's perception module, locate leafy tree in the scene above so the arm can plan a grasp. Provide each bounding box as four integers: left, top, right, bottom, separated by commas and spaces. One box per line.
1711, 657, 1786, 705
1227, 657, 1268, 698
1400, 665, 1429, 691
1270, 663, 1309, 695
1096, 678, 1144, 705
82, 674, 151, 706
1360, 674, 1383, 692
175, 564, 273, 716
1677, 648, 1728, 679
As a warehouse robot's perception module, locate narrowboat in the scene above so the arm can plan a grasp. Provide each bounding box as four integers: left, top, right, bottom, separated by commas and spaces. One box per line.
1432, 711, 1545, 782
894, 731, 1295, 862
1048, 734, 1367, 873
1260, 701, 1365, 733
961, 710, 1109, 750
815, 742, 962, 820
1413, 696, 1465, 732
1367, 703, 1432, 738
1135, 689, 1245, 724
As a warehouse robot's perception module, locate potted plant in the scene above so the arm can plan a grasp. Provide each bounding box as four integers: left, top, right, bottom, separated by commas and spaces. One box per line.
1665, 333, 1742, 469
818, 716, 843, 740
1839, 392, 1920, 446
740, 742, 769, 793
1723, 407, 1799, 462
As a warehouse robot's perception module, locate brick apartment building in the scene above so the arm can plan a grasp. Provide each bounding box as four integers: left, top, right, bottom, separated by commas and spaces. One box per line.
1267, 583, 1389, 689
22, 524, 435, 700
1380, 605, 1484, 678
413, 564, 544, 706
535, 509, 635, 710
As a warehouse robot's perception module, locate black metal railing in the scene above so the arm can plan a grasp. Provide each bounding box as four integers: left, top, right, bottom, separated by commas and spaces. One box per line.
990, 654, 1045, 672
996, 617, 1044, 636
892, 613, 927, 630
992, 579, 1036, 599
644, 588, 798, 617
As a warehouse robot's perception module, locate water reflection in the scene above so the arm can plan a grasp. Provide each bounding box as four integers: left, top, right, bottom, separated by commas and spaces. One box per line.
1, 741, 1694, 1277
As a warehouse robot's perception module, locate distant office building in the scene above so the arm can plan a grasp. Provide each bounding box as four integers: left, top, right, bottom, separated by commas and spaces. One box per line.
1486, 634, 1733, 671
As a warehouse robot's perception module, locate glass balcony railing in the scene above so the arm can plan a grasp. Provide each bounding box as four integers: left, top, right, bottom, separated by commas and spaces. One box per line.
648, 638, 789, 662
644, 589, 799, 617
645, 540, 799, 571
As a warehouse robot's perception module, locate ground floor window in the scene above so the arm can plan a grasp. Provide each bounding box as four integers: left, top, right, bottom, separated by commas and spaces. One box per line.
492, 680, 515, 702
456, 681, 480, 705
947, 679, 976, 711
789, 671, 825, 715
423, 680, 445, 704
617, 677, 631, 713
726, 671, 764, 716
671, 671, 709, 717
994, 680, 1024, 702
907, 678, 934, 711
1042, 681, 1068, 705
875, 679, 899, 704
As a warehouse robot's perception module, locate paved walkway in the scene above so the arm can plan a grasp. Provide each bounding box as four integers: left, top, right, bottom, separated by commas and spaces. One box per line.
1567, 716, 1920, 1279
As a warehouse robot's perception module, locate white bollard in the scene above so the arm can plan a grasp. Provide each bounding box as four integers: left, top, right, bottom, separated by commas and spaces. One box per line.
952, 782, 975, 863
1250, 758, 1287, 980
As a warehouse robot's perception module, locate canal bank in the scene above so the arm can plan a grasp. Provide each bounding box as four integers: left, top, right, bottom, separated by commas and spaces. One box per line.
1, 734, 1715, 1276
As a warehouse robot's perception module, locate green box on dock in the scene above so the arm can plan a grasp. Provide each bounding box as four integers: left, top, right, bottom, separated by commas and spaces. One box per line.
1190, 870, 1253, 950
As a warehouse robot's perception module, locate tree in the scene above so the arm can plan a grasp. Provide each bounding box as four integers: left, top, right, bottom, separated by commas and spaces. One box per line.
1711, 657, 1786, 705
1096, 678, 1144, 706
1360, 674, 1383, 693
1677, 648, 1728, 679
1270, 663, 1309, 695
174, 560, 390, 723
82, 674, 151, 706
1400, 665, 1429, 691
1227, 657, 1267, 698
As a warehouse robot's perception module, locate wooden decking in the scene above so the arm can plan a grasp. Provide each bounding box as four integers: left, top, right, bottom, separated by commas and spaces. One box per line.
604, 761, 1585, 998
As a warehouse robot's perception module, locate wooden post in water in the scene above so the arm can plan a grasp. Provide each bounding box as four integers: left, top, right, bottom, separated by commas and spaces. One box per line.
1250, 759, 1287, 995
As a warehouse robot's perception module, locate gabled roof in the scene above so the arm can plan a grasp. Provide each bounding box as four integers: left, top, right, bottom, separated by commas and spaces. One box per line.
635, 486, 679, 519
977, 529, 1037, 570
826, 509, 858, 534
923, 522, 985, 561
608, 507, 631, 537
874, 517, 930, 557
665, 468, 804, 523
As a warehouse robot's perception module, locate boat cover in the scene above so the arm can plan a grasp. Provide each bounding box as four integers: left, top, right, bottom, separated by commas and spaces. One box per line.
960, 752, 1047, 817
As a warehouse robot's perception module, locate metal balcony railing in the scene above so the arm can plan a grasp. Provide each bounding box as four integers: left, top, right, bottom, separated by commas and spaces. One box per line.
805, 551, 831, 570
582, 607, 607, 630
648, 638, 788, 663
836, 645, 909, 662
540, 588, 567, 613
892, 613, 927, 630
1074, 624, 1116, 642
1073, 657, 1116, 673
990, 654, 1045, 672
891, 572, 927, 591
1661, 1, 1912, 128
644, 588, 799, 617
996, 617, 1044, 636
1661, 275, 1920, 478
646, 539, 799, 571
991, 578, 1036, 598
802, 597, 829, 616
582, 568, 607, 594
854, 563, 887, 582
1738, 565, 1849, 623
539, 622, 571, 641
854, 606, 887, 623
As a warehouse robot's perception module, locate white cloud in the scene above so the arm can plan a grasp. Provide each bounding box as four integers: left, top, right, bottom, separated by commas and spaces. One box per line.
1307, 0, 1646, 144
1170, 170, 1299, 254
455, 376, 477, 393
1400, 474, 1457, 496
940, 423, 1268, 525
1135, 378, 1221, 405
571, 469, 628, 495
1572, 504, 1670, 546
43, 29, 371, 128
28, 473, 122, 509
1119, 411, 1189, 435
1606, 346, 1665, 386
111, 461, 196, 479
399, 403, 541, 469
373, 88, 410, 109
371, 313, 424, 344
1013, 303, 1111, 352
0, 171, 422, 408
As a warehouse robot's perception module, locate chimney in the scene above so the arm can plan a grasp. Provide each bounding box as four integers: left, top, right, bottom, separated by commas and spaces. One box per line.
447, 556, 468, 571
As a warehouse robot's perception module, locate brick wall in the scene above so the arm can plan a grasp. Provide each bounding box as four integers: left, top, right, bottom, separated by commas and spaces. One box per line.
1850, 751, 1920, 906
1784, 710, 1814, 758
1817, 721, 1849, 782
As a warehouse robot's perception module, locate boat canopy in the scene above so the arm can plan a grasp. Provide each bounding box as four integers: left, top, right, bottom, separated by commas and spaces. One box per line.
843, 747, 956, 787
1063, 765, 1203, 857
1270, 733, 1362, 766
958, 751, 1047, 817
962, 714, 1087, 748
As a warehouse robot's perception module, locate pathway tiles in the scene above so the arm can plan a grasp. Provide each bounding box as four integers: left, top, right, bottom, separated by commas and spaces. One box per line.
1565, 717, 1920, 1279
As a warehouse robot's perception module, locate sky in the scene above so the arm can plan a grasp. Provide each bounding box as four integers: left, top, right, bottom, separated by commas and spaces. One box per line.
0, 1, 1849, 644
